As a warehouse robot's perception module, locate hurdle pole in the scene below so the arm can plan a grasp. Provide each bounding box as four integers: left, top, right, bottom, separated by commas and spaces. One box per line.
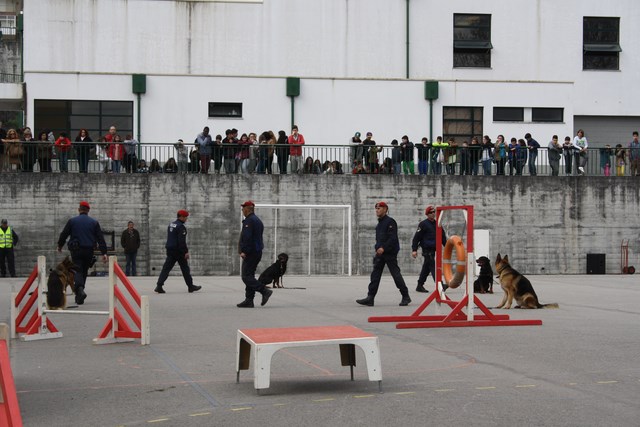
10, 293, 16, 339
141, 295, 150, 345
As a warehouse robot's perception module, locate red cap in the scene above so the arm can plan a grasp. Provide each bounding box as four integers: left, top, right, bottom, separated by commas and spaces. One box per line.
241, 200, 255, 208
425, 205, 435, 215
375, 201, 388, 208
79, 201, 90, 209
177, 209, 189, 218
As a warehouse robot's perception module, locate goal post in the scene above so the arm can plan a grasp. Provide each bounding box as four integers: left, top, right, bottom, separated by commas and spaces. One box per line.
241, 204, 352, 276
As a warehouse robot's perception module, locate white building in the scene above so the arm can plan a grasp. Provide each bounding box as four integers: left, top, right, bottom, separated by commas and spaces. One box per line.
2, 0, 639, 145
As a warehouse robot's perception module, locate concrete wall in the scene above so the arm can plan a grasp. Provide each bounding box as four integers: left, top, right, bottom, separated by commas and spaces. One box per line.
2, 174, 639, 278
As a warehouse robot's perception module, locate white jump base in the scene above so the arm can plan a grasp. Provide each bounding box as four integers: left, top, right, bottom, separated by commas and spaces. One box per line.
236, 325, 382, 393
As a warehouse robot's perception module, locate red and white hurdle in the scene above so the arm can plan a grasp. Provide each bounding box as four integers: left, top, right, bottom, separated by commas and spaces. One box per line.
11, 256, 150, 345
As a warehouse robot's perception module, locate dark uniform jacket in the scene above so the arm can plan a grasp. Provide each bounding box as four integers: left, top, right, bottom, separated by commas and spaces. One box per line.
375, 215, 400, 256
239, 213, 264, 254
57, 213, 107, 254
411, 218, 446, 253
165, 219, 188, 254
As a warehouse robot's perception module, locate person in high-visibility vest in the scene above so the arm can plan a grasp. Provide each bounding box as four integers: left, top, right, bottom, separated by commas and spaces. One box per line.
0, 219, 19, 278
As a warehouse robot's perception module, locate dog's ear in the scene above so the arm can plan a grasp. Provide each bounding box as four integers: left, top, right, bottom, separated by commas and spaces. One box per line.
496, 253, 501, 263
503, 254, 509, 263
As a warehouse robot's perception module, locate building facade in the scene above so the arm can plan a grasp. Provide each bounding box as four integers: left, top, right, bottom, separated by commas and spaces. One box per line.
1, 0, 638, 146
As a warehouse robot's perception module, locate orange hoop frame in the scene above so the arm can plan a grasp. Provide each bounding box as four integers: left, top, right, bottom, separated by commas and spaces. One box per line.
442, 235, 466, 288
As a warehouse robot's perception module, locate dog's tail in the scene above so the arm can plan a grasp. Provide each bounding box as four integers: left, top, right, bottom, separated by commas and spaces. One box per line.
539, 303, 559, 309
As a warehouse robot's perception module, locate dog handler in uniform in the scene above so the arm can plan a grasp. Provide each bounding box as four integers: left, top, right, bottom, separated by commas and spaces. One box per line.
411, 205, 447, 293
57, 201, 107, 305
236, 201, 273, 308
155, 210, 201, 294
356, 201, 411, 307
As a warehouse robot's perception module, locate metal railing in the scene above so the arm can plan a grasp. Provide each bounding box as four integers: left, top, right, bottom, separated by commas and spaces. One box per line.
0, 72, 21, 83
1, 141, 638, 176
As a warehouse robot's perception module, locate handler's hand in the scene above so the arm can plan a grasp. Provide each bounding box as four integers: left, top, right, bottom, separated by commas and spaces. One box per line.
375, 247, 384, 256
240, 252, 246, 259
184, 252, 190, 260
411, 250, 417, 259
57, 247, 62, 253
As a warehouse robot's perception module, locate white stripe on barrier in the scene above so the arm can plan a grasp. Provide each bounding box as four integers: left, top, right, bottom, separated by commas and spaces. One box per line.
43, 310, 110, 315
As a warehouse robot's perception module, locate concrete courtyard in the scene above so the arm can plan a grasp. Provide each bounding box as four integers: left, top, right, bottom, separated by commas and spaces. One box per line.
2, 272, 639, 426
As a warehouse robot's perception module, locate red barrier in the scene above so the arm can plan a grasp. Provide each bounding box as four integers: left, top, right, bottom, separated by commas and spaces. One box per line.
12, 256, 149, 345
0, 340, 24, 427
94, 259, 149, 345
12, 257, 61, 340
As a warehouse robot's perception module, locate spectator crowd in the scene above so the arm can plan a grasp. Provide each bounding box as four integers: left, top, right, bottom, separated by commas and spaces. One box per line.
1, 121, 639, 177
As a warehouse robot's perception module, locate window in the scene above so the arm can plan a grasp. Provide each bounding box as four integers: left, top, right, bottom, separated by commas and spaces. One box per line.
493, 107, 524, 122
443, 107, 483, 143
34, 100, 133, 139
453, 14, 492, 68
208, 102, 242, 118
532, 108, 564, 123
0, 14, 17, 39
583, 17, 620, 70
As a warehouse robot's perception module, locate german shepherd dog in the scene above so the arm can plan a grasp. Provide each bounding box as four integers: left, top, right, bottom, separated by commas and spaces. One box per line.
46, 256, 76, 310
258, 253, 289, 288
494, 254, 558, 309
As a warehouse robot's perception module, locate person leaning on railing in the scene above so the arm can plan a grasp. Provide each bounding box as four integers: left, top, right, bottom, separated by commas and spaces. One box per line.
1, 128, 23, 172
21, 127, 37, 172
36, 131, 53, 172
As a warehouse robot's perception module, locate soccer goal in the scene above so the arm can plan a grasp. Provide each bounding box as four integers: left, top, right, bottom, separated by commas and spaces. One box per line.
242, 204, 352, 276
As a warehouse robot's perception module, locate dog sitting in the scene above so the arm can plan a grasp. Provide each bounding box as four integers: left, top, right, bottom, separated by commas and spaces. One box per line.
494, 254, 558, 309
474, 256, 494, 294
258, 253, 289, 288
46, 256, 76, 310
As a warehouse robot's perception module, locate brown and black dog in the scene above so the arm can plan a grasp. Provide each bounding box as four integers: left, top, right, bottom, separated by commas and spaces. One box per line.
494, 254, 558, 309
46, 256, 76, 310
258, 253, 289, 288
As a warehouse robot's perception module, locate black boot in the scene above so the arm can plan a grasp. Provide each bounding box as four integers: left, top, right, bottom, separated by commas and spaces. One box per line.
237, 299, 254, 308
154, 285, 166, 294
356, 296, 374, 306
416, 284, 429, 293
75, 287, 87, 305
261, 288, 273, 306
399, 295, 411, 306
187, 284, 202, 293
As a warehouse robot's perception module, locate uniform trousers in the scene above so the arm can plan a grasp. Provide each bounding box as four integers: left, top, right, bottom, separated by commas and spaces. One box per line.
157, 249, 194, 288
418, 250, 436, 287
367, 253, 409, 298
71, 249, 94, 290
241, 252, 267, 300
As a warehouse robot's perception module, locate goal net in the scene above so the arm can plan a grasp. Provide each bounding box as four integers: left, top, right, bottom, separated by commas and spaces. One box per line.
242, 204, 352, 276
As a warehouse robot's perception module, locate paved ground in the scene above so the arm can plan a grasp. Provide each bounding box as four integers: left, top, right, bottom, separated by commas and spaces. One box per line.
2, 272, 639, 427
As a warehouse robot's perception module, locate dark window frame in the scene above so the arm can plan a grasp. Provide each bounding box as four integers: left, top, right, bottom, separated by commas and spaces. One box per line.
453, 13, 492, 68
208, 102, 243, 118
493, 107, 524, 122
583, 17, 621, 71
443, 106, 484, 143
34, 99, 134, 140
532, 108, 564, 123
